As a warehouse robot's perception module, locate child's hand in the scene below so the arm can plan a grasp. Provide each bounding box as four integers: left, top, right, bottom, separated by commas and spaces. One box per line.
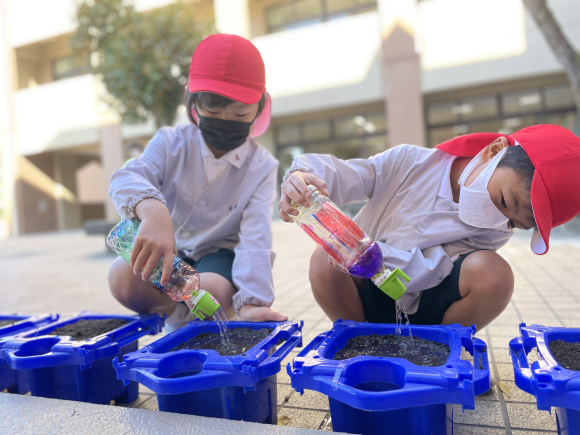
279, 172, 329, 222
239, 305, 288, 322
131, 199, 177, 287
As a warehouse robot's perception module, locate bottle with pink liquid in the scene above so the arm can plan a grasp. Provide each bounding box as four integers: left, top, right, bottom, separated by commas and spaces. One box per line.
291, 186, 410, 300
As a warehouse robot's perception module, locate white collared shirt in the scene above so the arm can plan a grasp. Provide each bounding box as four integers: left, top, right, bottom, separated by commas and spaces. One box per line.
287, 145, 512, 314
200, 138, 250, 184
110, 124, 279, 313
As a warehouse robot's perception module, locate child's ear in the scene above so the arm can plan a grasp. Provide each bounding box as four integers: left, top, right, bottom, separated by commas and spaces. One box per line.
483, 136, 509, 161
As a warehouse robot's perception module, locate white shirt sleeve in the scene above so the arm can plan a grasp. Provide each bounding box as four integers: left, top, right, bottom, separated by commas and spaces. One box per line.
109, 130, 168, 219
287, 146, 408, 205
231, 165, 277, 313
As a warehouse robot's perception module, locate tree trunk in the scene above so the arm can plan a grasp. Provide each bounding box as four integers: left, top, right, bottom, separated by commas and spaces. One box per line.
524, 0, 580, 134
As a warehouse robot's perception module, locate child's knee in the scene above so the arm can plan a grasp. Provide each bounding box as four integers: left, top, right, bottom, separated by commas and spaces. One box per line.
108, 258, 137, 302
462, 251, 514, 300
309, 248, 335, 284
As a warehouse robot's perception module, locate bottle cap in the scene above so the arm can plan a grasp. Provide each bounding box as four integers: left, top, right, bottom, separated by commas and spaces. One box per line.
373, 268, 410, 301
187, 290, 221, 320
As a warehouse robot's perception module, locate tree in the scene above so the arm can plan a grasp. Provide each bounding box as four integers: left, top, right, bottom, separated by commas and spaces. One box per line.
523, 0, 580, 133
70, 0, 214, 128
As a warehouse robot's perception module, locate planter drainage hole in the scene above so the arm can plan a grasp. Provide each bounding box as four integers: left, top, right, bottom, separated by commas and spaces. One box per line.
353, 382, 402, 392
167, 370, 202, 379
333, 334, 450, 367
170, 328, 273, 356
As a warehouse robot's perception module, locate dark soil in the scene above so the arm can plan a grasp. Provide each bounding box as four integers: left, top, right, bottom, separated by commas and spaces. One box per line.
549, 340, 580, 371
0, 320, 17, 328
171, 327, 273, 356
333, 333, 450, 367
49, 319, 128, 341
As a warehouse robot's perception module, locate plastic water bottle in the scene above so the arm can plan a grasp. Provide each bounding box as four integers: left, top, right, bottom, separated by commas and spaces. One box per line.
106, 219, 221, 319
291, 186, 410, 300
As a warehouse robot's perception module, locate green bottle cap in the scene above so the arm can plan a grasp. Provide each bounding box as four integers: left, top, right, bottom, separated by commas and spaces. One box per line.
376, 268, 410, 301
189, 290, 221, 320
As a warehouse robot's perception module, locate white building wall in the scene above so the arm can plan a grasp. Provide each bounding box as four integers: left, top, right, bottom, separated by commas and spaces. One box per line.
420, 0, 580, 93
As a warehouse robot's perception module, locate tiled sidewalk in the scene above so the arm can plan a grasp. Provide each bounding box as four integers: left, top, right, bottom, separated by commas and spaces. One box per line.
1, 223, 579, 433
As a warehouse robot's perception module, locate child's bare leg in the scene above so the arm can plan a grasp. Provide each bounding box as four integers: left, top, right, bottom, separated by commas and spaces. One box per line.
309, 247, 366, 322
442, 250, 514, 331
198, 272, 237, 319
108, 257, 177, 316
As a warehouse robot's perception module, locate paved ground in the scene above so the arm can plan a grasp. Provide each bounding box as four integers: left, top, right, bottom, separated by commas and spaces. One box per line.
1, 221, 580, 433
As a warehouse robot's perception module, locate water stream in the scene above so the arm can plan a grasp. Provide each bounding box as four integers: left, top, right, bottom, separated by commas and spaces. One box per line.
395, 298, 416, 353
213, 307, 231, 348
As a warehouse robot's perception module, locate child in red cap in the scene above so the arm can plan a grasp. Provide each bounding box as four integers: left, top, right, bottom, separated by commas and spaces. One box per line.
280, 124, 580, 330
108, 34, 287, 331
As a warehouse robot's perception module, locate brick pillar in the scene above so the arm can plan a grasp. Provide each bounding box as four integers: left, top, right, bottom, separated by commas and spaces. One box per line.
378, 0, 425, 148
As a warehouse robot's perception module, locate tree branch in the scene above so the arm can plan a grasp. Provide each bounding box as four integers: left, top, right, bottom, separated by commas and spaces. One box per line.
524, 0, 580, 122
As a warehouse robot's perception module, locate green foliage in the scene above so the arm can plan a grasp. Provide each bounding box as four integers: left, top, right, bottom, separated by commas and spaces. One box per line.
70, 0, 214, 127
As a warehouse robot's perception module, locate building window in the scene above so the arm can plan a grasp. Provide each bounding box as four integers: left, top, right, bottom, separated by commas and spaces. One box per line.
276, 109, 387, 181
425, 84, 577, 147
266, 0, 377, 33
51, 55, 90, 81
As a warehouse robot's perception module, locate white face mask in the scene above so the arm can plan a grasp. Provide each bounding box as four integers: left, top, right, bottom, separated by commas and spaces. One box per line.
458, 146, 510, 229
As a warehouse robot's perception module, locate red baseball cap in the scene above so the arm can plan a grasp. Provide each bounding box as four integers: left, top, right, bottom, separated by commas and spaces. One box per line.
436, 125, 580, 255
188, 34, 271, 136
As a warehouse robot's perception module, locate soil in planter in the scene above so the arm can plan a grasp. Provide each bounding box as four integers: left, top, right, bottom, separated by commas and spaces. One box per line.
171, 327, 273, 356
49, 319, 129, 341
549, 340, 580, 371
0, 320, 17, 328
334, 334, 450, 367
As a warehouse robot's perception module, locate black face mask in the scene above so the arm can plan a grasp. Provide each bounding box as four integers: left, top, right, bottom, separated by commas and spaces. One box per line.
197, 114, 252, 151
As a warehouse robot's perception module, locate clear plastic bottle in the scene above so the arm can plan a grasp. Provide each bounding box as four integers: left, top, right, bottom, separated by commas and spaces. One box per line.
106, 219, 220, 319
291, 186, 410, 300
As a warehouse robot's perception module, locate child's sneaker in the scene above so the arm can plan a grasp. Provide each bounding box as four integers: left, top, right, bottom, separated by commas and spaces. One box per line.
164, 302, 195, 333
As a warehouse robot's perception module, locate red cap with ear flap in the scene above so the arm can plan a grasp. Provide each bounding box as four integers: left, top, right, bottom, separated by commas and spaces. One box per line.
188, 34, 271, 138
436, 125, 580, 255
436, 132, 515, 157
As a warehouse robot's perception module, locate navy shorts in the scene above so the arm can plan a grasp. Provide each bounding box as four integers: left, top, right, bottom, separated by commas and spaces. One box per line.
178, 249, 235, 286
359, 251, 477, 325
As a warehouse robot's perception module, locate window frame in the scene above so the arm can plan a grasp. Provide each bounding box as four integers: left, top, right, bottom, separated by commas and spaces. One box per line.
265, 0, 378, 34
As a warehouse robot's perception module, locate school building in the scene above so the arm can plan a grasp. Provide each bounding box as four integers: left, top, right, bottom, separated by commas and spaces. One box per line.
1, 0, 579, 238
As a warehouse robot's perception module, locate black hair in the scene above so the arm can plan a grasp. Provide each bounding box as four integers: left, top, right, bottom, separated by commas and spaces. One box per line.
497, 145, 537, 225
497, 145, 535, 193
184, 89, 267, 124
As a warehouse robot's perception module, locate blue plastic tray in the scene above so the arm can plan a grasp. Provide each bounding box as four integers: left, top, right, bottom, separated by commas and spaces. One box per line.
510, 323, 580, 435
0, 312, 163, 404
289, 320, 490, 435
115, 320, 303, 423
0, 314, 58, 393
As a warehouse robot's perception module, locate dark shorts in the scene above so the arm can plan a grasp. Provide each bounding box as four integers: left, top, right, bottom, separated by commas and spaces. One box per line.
178, 249, 235, 286
359, 251, 477, 325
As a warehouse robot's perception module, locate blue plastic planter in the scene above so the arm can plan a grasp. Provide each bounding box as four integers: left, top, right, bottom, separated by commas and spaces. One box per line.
115, 320, 303, 423
289, 320, 490, 435
0, 312, 163, 404
510, 323, 580, 435
0, 314, 58, 394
